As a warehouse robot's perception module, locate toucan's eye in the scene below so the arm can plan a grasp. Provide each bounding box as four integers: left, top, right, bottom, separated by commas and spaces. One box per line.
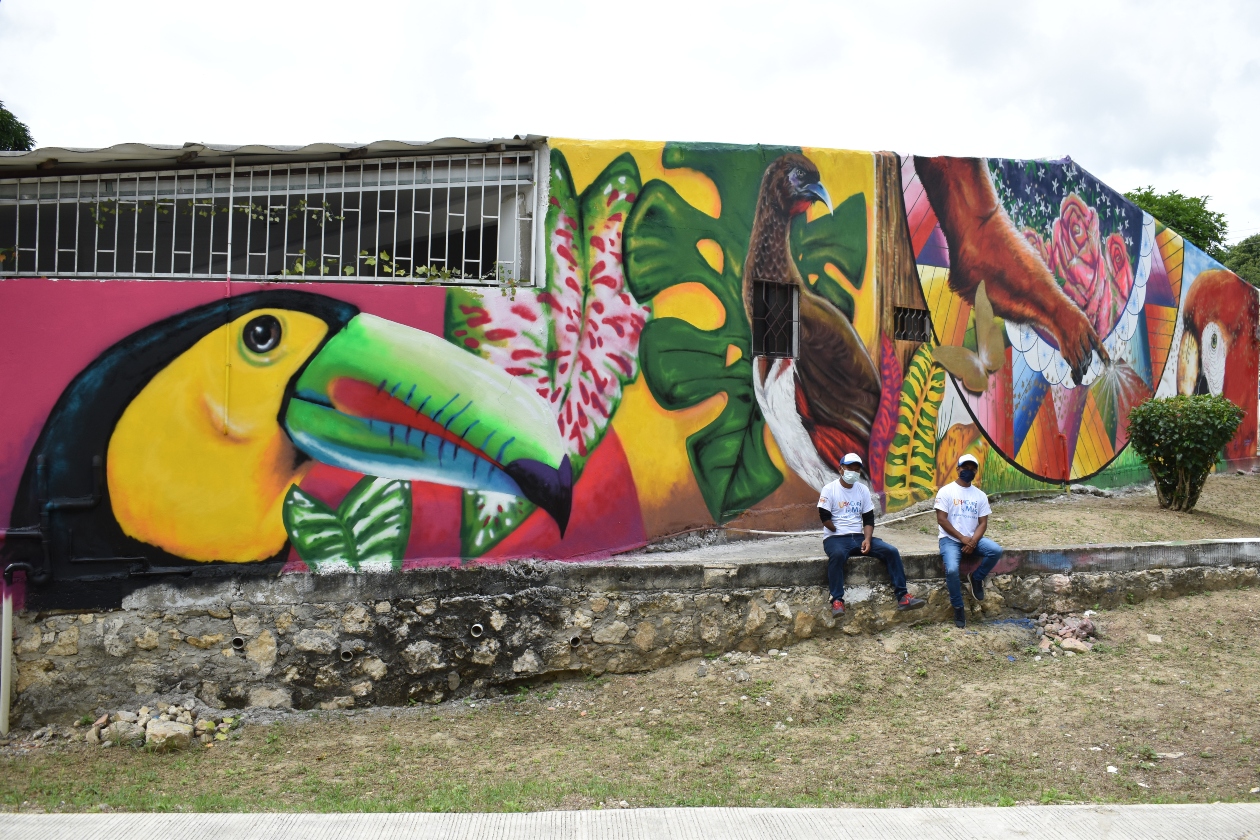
243, 315, 282, 354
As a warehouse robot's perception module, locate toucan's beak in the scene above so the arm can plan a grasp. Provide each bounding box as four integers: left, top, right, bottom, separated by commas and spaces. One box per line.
805, 181, 833, 214
284, 314, 572, 535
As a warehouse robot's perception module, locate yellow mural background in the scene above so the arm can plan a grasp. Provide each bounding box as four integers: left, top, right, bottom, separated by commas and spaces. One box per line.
552, 139, 877, 535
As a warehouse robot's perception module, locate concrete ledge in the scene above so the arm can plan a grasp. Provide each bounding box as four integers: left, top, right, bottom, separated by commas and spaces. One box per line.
115, 537, 1260, 610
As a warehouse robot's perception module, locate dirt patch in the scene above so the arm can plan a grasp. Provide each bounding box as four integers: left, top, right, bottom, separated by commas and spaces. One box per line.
4, 587, 1259, 812
882, 474, 1260, 549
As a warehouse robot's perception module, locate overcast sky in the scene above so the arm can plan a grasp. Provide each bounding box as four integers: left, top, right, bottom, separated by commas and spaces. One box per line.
2, 0, 1257, 242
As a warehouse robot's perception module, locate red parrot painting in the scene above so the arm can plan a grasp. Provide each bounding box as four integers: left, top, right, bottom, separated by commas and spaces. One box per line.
1176, 269, 1260, 459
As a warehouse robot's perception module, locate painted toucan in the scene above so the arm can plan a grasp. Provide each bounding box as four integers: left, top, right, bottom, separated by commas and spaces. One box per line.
2, 290, 572, 608
1176, 269, 1260, 459
743, 153, 882, 490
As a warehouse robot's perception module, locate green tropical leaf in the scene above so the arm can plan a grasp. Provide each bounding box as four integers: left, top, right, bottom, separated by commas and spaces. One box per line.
624, 145, 784, 523
624, 142, 868, 522
789, 192, 867, 321
462, 490, 533, 556
449, 151, 647, 554
884, 344, 946, 509
282, 476, 412, 572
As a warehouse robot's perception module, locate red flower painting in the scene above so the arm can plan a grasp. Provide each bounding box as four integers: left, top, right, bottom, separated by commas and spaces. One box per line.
1024, 193, 1133, 339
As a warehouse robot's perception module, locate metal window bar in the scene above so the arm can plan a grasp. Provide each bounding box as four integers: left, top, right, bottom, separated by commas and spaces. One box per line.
892, 306, 932, 343
0, 151, 536, 285
750, 280, 799, 359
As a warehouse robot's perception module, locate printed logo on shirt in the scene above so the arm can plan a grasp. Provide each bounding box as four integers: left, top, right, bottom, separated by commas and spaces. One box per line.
953, 499, 985, 515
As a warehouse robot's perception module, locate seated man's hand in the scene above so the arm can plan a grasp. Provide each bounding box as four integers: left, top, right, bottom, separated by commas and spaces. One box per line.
961, 537, 978, 554
860, 537, 871, 555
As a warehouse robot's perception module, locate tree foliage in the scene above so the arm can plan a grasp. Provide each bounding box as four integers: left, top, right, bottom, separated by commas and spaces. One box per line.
0, 101, 34, 151
1224, 233, 1260, 287
1126, 395, 1243, 512
1124, 186, 1228, 260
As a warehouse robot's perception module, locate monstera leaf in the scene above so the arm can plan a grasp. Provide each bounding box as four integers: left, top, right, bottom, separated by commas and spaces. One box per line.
624, 143, 868, 523
447, 151, 649, 553
884, 344, 946, 511
789, 193, 868, 321
283, 477, 412, 572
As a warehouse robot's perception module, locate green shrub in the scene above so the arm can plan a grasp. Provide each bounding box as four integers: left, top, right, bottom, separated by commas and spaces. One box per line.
1126, 395, 1243, 511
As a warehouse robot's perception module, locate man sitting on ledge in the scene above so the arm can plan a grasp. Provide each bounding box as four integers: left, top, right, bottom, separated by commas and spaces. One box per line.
819, 453, 926, 618
935, 453, 1004, 628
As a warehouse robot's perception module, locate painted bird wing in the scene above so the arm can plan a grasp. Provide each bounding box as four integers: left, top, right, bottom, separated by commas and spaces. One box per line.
934, 281, 1005, 394
974, 281, 1006, 374
793, 290, 882, 461
933, 346, 990, 393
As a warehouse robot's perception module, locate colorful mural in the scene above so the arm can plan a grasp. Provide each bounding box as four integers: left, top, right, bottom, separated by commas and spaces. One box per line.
1, 139, 1257, 609
901, 154, 1259, 510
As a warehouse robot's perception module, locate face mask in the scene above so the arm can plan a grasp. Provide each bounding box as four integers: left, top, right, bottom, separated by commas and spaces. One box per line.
842, 469, 861, 484
958, 468, 977, 483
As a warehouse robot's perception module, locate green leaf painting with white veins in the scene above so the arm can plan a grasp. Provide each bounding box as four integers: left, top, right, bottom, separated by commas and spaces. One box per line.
623, 142, 868, 523
283, 476, 412, 572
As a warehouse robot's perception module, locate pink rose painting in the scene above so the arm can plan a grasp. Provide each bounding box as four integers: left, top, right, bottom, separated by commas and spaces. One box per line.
1104, 231, 1133, 306
1024, 193, 1133, 339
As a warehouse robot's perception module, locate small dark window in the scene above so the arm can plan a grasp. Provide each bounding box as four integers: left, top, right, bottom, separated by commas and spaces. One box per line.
893, 306, 932, 342
751, 280, 798, 358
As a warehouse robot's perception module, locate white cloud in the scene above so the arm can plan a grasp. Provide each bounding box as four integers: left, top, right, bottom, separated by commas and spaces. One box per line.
2, 0, 1257, 241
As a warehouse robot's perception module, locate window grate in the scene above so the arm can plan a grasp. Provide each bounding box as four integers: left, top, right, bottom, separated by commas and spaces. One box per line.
893, 306, 932, 342
0, 152, 536, 285
751, 280, 799, 358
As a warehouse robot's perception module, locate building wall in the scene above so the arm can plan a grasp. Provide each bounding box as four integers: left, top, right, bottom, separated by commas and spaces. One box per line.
2, 139, 1257, 611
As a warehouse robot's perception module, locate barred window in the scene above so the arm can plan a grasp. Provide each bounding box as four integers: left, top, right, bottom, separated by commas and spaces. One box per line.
893, 306, 932, 342
0, 152, 536, 285
750, 280, 799, 358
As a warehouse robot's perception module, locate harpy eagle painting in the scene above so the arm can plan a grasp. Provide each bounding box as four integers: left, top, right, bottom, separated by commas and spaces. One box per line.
2, 290, 573, 609
743, 153, 881, 490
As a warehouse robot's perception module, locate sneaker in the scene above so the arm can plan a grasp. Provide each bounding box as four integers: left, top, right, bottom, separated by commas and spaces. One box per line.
967, 573, 985, 602
896, 593, 925, 611
831, 599, 846, 617
953, 607, 966, 628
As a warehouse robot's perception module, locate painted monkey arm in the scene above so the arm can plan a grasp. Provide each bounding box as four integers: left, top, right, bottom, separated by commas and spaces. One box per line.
913, 156, 1108, 383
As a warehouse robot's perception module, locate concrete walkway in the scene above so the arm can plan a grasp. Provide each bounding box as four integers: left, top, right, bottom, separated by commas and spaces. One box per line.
3, 804, 1258, 839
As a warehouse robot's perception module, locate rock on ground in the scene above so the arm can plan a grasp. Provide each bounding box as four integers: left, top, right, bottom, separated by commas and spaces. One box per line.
145, 720, 193, 751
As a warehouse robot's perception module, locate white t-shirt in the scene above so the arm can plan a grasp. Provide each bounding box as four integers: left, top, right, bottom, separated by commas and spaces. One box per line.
934, 481, 992, 540
818, 479, 874, 536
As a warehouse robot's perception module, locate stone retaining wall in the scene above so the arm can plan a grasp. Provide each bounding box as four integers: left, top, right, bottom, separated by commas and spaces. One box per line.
9, 539, 1260, 725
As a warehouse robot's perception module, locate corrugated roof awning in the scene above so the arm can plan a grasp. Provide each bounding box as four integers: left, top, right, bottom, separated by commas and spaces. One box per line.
0, 136, 546, 176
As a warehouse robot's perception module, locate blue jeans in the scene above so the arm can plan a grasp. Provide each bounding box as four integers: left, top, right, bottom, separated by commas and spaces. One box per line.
824, 534, 909, 603
939, 536, 1003, 609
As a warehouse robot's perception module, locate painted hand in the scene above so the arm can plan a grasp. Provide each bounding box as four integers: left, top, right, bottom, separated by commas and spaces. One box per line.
1048, 301, 1110, 384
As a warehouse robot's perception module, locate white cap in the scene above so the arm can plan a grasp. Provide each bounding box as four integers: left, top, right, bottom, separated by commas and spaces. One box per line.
841, 452, 863, 466
957, 454, 979, 467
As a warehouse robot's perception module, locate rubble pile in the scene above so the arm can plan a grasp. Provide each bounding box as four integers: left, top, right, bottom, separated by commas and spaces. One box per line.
87, 700, 241, 750
2, 700, 242, 752
1035, 611, 1099, 655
